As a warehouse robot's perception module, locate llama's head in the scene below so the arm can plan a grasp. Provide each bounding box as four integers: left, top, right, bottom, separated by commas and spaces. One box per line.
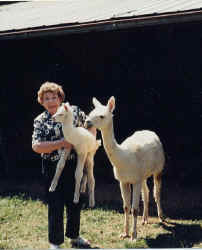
52, 102, 74, 124
85, 96, 115, 130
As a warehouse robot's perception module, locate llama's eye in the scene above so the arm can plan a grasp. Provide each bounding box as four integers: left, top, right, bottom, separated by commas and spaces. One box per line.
58, 114, 63, 116
100, 115, 104, 119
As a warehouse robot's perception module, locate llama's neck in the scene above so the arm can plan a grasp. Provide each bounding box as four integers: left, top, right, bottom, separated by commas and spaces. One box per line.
62, 119, 79, 145
101, 120, 122, 168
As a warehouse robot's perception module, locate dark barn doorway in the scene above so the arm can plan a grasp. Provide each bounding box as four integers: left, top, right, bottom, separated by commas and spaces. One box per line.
1, 20, 202, 187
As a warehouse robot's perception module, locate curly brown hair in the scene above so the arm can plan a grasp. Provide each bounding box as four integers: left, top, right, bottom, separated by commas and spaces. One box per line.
37, 81, 65, 105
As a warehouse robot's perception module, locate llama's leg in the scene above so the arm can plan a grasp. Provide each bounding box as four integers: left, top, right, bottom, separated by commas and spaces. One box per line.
153, 171, 164, 222
49, 150, 69, 192
80, 170, 87, 193
49, 158, 65, 192
86, 154, 95, 208
120, 182, 131, 239
73, 153, 86, 204
141, 179, 149, 225
131, 182, 142, 240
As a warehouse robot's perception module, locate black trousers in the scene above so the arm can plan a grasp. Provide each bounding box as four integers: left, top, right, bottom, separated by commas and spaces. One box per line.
42, 150, 85, 245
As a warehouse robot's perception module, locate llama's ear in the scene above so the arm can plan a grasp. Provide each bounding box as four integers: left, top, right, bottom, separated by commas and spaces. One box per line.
63, 103, 69, 112
65, 101, 70, 107
92, 97, 102, 107
107, 96, 115, 113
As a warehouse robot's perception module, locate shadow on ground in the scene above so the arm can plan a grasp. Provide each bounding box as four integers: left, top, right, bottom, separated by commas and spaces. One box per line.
145, 221, 202, 248
0, 177, 202, 220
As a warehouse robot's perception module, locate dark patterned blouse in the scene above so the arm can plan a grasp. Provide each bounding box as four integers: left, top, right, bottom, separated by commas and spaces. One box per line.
32, 105, 86, 162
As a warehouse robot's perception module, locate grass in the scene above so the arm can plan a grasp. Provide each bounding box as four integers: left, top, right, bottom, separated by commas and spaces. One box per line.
0, 194, 202, 249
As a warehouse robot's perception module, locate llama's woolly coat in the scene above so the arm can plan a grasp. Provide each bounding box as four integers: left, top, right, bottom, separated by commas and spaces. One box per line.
51, 102, 100, 207
85, 96, 165, 240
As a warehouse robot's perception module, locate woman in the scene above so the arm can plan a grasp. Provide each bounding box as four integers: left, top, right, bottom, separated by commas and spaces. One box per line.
32, 81, 95, 249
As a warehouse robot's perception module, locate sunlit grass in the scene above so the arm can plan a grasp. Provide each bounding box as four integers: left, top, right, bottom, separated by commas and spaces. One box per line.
0, 194, 201, 249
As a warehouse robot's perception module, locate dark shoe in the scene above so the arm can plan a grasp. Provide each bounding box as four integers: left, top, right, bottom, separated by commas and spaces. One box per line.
70, 237, 91, 248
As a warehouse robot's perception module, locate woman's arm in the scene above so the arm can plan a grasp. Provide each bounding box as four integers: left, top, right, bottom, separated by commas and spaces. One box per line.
32, 139, 72, 154
32, 117, 72, 154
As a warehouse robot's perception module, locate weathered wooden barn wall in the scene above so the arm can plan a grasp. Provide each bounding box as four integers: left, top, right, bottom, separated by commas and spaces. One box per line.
1, 20, 202, 185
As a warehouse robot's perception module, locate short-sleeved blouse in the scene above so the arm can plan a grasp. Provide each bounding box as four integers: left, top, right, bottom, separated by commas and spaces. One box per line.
32, 105, 86, 162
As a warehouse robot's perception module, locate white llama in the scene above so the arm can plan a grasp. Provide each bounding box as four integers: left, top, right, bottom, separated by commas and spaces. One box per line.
85, 96, 165, 240
51, 102, 101, 207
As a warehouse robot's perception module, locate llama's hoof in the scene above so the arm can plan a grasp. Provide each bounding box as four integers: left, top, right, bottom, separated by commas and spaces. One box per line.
142, 220, 148, 225
49, 182, 57, 192
142, 217, 148, 225
73, 198, 79, 204
73, 193, 80, 204
131, 232, 137, 241
89, 198, 95, 208
49, 186, 55, 192
159, 214, 166, 223
80, 188, 86, 193
89, 202, 95, 208
120, 233, 130, 239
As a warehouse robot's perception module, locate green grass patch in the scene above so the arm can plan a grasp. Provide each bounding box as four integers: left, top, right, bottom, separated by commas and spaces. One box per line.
0, 194, 201, 249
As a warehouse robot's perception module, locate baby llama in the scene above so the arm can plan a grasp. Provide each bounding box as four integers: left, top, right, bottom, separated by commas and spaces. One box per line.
85, 96, 165, 240
50, 102, 101, 207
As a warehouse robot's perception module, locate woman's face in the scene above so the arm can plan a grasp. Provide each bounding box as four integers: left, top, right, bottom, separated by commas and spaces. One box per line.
42, 91, 62, 115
